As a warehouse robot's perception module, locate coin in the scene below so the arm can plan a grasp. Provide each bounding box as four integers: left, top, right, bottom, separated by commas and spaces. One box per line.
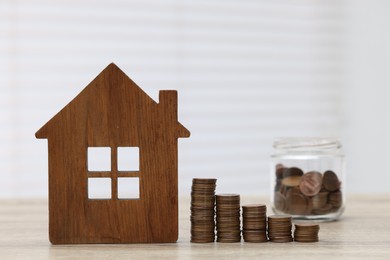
295, 223, 320, 231
299, 171, 322, 197
242, 204, 266, 212
285, 186, 301, 197
192, 178, 217, 183
283, 167, 304, 178
282, 175, 302, 187
322, 170, 340, 192
285, 193, 307, 215
312, 191, 329, 210
328, 190, 342, 208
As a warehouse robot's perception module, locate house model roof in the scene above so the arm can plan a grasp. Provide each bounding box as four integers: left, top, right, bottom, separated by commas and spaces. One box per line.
36, 63, 190, 139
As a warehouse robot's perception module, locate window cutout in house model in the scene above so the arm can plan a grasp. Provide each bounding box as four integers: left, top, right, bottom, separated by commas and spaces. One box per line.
118, 177, 140, 199
88, 178, 111, 199
88, 147, 111, 171
118, 147, 139, 171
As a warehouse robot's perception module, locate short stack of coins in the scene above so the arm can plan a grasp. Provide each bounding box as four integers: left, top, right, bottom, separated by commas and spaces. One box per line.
242, 204, 268, 242
267, 215, 293, 242
190, 178, 217, 243
216, 194, 241, 243
294, 223, 320, 242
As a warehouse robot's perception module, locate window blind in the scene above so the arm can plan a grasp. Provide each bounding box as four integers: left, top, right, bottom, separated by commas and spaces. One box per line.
0, 0, 344, 197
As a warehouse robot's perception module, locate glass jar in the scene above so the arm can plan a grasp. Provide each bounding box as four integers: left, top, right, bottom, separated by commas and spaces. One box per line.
270, 137, 345, 221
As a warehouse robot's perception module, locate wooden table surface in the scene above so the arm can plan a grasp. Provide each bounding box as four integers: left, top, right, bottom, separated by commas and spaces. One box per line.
1, 195, 389, 259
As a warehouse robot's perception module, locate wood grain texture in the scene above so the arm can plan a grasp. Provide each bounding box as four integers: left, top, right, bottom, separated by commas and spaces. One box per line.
35, 63, 190, 244
0, 195, 389, 259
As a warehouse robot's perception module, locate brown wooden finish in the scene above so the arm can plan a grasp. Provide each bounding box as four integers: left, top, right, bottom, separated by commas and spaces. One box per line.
35, 63, 190, 244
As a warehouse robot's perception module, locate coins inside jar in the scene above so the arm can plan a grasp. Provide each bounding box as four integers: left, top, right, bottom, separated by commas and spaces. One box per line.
273, 165, 343, 216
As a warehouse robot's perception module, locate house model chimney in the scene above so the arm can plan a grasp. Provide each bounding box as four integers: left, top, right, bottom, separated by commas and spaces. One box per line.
159, 90, 178, 121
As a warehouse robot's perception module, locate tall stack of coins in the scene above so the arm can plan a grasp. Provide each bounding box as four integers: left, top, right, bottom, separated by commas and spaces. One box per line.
190, 178, 217, 243
242, 204, 268, 242
274, 166, 342, 216
216, 194, 241, 243
294, 223, 320, 242
267, 215, 293, 243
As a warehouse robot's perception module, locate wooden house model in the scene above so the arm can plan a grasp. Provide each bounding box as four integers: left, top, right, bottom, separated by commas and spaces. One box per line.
35, 63, 190, 244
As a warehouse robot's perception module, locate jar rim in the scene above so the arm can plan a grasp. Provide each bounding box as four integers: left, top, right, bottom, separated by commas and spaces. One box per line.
273, 137, 341, 151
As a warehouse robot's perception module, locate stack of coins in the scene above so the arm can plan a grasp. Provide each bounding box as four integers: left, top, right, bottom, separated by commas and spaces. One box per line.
267, 215, 293, 242
190, 178, 217, 243
242, 204, 268, 242
294, 223, 320, 242
216, 194, 241, 243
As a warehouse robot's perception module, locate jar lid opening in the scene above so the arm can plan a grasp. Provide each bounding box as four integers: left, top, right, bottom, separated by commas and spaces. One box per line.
273, 137, 341, 151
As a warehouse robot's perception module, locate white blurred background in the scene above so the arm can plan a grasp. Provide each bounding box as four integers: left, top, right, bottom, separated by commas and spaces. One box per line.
0, 0, 389, 198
